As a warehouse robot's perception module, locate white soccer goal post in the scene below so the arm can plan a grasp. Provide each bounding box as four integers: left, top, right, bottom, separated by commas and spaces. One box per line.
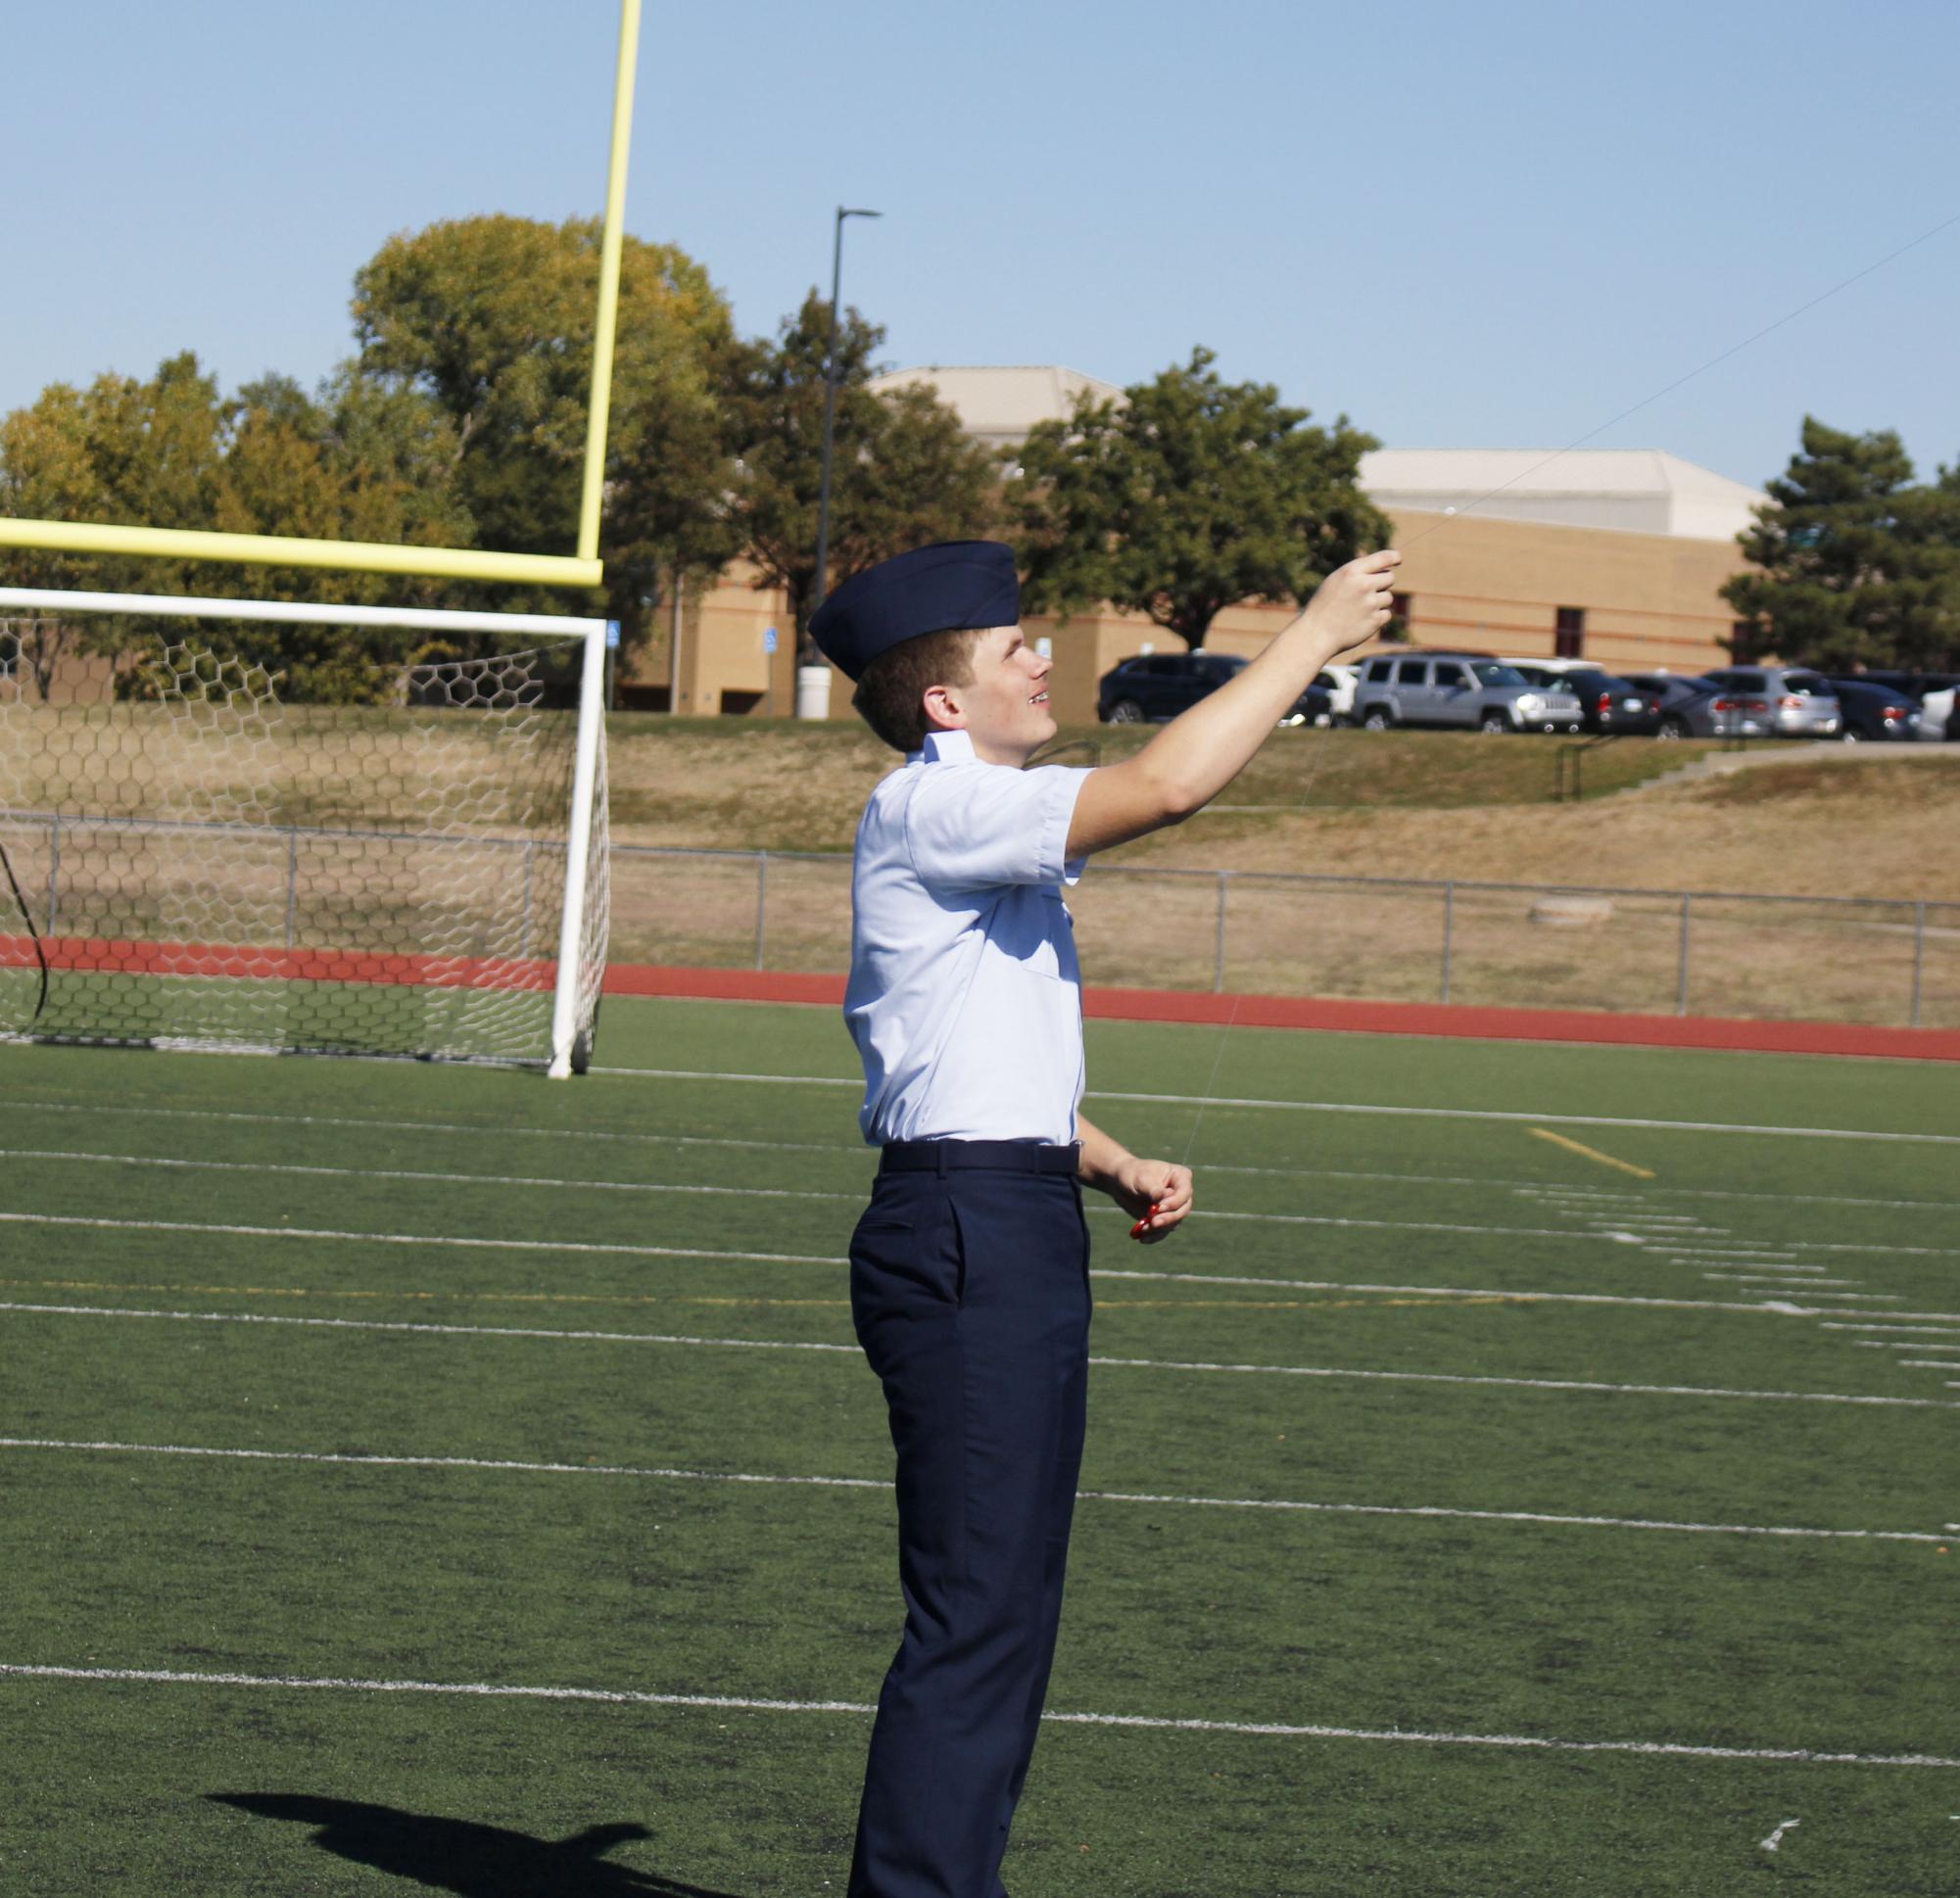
0, 588, 609, 1076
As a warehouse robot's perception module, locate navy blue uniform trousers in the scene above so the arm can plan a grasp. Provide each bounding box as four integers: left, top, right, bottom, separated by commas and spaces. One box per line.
846, 1141, 1092, 1898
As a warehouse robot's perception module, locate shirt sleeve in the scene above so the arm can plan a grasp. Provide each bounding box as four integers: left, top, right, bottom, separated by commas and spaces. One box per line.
903, 763, 1091, 889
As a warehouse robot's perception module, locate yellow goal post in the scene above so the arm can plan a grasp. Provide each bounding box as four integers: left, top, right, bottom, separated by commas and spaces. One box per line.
0, 0, 644, 593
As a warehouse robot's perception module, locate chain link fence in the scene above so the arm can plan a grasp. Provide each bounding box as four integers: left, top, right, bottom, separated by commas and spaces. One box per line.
610, 845, 1960, 1030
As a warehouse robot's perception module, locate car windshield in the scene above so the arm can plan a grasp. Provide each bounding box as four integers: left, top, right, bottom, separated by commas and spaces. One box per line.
1470, 663, 1528, 688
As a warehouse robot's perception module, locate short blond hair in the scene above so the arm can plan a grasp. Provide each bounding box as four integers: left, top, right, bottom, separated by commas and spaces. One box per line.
850, 626, 991, 753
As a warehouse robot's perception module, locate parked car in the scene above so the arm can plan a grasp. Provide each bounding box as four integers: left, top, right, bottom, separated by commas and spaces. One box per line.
1623, 673, 1737, 739
1099, 651, 1245, 723
1847, 671, 1960, 742
1825, 678, 1922, 742
1352, 653, 1582, 733
1313, 662, 1360, 726
1280, 676, 1334, 727
1506, 662, 1662, 735
1697, 666, 1841, 739
1097, 650, 1321, 726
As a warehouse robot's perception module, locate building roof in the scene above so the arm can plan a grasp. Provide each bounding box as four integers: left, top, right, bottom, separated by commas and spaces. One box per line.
1359, 449, 1767, 544
869, 364, 1124, 451
877, 366, 1768, 545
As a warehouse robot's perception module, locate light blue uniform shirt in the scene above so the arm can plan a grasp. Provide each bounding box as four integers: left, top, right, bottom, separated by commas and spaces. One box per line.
846, 729, 1092, 1145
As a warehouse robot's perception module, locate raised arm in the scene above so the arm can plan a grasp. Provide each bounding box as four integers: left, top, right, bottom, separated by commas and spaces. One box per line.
1065, 549, 1401, 858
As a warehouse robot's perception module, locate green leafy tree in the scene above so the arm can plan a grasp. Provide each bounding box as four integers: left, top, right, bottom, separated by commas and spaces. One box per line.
1008, 347, 1389, 648
717, 293, 1002, 655
350, 214, 740, 639
0, 356, 478, 700
1724, 417, 1960, 672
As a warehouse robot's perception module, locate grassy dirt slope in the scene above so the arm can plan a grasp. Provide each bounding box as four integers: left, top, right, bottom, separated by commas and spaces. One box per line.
604, 718, 1960, 903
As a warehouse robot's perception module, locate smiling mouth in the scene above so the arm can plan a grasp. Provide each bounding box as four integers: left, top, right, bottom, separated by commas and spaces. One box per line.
1030, 690, 1049, 705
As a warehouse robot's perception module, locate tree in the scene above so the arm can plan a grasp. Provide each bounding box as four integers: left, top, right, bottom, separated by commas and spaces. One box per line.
1724, 417, 1960, 672
1008, 348, 1389, 648
716, 293, 1002, 655
0, 355, 478, 700
350, 214, 740, 639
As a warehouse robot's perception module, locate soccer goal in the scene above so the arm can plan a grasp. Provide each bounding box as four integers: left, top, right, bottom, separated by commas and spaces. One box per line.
0, 588, 609, 1076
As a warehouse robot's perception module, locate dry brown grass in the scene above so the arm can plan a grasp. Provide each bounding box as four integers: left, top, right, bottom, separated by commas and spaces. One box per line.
600, 721, 1960, 1027
604, 718, 1960, 905
1146, 752, 1960, 902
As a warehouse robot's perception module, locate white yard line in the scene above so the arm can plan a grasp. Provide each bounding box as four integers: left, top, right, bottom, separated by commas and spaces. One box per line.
0, 1435, 1942, 1544
0, 1207, 1763, 1269
4, 1663, 1953, 1768
0, 1096, 864, 1157
1825, 1324, 1960, 1337
592, 1069, 1960, 1146
1087, 1269, 1815, 1314
7, 1302, 1946, 1408
7, 1097, 1952, 1214
2, 1149, 862, 1205
1787, 1239, 1960, 1259
0, 1211, 839, 1266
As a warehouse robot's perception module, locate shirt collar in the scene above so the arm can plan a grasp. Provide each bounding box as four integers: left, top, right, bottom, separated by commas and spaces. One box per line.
915, 729, 977, 766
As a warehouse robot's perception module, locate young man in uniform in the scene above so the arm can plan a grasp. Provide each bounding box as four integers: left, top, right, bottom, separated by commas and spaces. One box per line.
811, 539, 1399, 1898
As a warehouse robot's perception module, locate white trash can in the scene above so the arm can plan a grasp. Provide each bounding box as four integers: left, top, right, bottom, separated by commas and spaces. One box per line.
795, 663, 833, 721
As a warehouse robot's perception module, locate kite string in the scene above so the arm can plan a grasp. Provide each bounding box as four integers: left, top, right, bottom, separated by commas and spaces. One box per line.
1397, 205, 1960, 549
1177, 203, 1960, 1159
1180, 990, 1244, 1168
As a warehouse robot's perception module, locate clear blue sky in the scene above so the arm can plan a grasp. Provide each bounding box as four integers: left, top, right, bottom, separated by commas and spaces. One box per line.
7, 0, 1956, 492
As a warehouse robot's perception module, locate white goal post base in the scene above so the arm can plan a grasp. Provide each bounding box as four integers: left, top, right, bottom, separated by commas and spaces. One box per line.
0, 587, 610, 1076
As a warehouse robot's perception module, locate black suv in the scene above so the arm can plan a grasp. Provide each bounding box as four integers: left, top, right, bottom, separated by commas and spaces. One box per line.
1096, 651, 1329, 726
1099, 651, 1243, 723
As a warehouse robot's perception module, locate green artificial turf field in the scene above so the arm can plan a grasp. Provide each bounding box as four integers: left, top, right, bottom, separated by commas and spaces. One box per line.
1, 998, 1955, 1895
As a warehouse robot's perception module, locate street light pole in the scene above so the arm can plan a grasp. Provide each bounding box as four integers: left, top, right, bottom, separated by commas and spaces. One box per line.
812, 205, 882, 633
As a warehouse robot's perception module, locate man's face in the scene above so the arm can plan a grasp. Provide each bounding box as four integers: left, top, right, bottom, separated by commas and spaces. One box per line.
928, 626, 1055, 765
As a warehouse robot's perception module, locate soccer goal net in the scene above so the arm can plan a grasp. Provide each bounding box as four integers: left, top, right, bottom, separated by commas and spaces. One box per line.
0, 589, 609, 1075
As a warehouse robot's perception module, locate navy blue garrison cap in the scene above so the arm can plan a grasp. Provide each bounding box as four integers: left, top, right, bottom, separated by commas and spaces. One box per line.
810, 541, 1020, 682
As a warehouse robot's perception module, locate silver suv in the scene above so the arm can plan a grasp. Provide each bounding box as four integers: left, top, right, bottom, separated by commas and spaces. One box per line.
1353, 653, 1583, 734
1697, 666, 1841, 739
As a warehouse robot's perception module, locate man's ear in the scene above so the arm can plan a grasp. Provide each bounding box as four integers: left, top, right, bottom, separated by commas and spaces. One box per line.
922, 681, 968, 730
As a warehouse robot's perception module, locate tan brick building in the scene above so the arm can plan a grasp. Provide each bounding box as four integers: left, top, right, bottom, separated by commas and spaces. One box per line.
634, 372, 1768, 724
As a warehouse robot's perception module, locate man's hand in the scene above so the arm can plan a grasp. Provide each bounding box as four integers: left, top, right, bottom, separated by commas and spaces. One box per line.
1076, 1112, 1193, 1244
1301, 547, 1402, 659
1107, 1157, 1193, 1245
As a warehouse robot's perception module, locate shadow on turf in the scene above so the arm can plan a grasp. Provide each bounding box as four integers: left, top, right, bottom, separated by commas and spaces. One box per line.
209, 1793, 747, 1896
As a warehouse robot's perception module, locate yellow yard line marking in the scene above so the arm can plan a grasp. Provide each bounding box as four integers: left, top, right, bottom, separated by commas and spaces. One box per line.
1529, 1128, 1657, 1179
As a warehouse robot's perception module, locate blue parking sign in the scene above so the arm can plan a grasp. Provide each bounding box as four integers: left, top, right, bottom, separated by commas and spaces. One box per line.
605, 620, 621, 649
763, 626, 779, 655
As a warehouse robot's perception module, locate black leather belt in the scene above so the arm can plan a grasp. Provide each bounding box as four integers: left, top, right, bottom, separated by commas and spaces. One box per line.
880, 1139, 1081, 1176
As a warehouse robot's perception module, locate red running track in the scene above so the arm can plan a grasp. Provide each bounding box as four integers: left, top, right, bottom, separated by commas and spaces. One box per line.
603, 963, 1960, 1063
7, 934, 1955, 1062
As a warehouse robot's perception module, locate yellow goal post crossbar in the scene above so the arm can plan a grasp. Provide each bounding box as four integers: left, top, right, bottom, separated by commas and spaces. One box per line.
0, 0, 643, 593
